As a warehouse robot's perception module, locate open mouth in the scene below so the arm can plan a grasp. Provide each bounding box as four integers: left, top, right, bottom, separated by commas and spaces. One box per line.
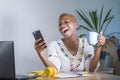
62, 28, 69, 34
62, 29, 69, 33
63, 29, 69, 33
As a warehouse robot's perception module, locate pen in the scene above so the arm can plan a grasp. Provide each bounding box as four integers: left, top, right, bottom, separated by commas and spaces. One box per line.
74, 72, 83, 76
74, 72, 91, 76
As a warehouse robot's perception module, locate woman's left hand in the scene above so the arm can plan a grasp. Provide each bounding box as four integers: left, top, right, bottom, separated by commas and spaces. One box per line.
97, 32, 106, 47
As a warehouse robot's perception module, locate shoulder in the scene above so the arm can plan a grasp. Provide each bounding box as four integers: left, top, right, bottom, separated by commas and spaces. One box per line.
46, 40, 62, 54
48, 39, 61, 47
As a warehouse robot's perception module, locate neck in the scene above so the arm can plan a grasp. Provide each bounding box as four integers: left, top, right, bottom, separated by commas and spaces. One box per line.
62, 35, 78, 44
62, 36, 79, 54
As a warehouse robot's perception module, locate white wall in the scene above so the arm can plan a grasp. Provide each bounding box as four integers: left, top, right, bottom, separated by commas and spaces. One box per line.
0, 0, 120, 74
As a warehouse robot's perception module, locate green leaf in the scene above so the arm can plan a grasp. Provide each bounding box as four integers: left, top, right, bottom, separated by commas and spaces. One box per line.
103, 18, 112, 33
79, 34, 86, 38
99, 6, 104, 34
100, 9, 113, 34
76, 26, 82, 30
76, 10, 94, 31
79, 25, 92, 31
89, 10, 98, 32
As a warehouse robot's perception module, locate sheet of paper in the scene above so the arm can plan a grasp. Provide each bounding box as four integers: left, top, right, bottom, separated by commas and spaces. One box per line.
55, 72, 95, 78
55, 72, 78, 78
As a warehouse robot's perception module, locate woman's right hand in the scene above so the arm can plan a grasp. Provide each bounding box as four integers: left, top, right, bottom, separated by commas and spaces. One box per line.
34, 38, 47, 54
34, 39, 57, 70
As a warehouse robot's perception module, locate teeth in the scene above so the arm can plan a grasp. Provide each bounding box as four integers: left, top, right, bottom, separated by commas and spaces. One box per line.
62, 28, 68, 33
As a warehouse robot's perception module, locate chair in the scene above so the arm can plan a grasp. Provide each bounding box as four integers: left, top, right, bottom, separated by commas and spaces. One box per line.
99, 38, 118, 74
113, 61, 120, 76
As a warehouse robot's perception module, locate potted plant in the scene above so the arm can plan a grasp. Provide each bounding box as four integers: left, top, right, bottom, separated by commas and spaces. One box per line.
76, 5, 116, 45
76, 5, 114, 35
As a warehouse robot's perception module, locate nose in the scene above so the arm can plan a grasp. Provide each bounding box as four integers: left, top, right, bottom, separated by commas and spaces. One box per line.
59, 23, 66, 31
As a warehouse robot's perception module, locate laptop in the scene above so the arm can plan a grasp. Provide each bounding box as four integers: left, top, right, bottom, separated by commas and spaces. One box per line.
0, 41, 36, 80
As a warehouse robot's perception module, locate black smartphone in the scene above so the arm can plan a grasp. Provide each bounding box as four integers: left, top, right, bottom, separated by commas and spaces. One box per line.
32, 30, 44, 42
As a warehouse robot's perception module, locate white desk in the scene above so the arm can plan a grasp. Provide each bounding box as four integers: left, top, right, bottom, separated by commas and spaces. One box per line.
29, 72, 120, 80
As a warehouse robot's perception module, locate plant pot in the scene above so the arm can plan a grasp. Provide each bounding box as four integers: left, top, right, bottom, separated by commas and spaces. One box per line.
88, 32, 98, 45
117, 47, 120, 61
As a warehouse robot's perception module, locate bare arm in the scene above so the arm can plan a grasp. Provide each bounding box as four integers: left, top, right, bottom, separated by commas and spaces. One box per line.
89, 33, 106, 72
34, 38, 57, 70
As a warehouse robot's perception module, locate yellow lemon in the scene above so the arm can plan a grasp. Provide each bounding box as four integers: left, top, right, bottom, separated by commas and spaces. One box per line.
51, 67, 57, 77
42, 67, 57, 77
37, 70, 44, 76
43, 67, 53, 77
27, 70, 44, 77
28, 67, 57, 77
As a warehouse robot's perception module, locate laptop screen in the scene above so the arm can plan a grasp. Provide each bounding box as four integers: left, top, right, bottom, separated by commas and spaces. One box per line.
0, 41, 16, 80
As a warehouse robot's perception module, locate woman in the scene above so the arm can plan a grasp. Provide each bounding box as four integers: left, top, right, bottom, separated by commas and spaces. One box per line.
34, 13, 106, 72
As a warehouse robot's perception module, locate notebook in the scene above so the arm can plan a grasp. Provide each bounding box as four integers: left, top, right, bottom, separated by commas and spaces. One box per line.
0, 41, 36, 80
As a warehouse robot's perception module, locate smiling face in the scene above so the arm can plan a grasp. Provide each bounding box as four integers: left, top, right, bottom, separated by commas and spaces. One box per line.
58, 13, 78, 39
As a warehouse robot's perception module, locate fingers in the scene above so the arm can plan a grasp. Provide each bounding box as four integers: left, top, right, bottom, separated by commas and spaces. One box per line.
100, 31, 102, 35
99, 38, 105, 45
35, 38, 42, 45
34, 38, 47, 53
97, 33, 106, 47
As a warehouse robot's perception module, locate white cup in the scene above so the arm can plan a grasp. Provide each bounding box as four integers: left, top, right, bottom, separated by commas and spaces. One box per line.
88, 32, 98, 45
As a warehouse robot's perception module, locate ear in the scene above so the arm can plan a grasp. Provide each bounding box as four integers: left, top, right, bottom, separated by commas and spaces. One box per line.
74, 22, 78, 29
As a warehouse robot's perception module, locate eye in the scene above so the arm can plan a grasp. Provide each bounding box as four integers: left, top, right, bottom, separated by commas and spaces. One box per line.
64, 21, 69, 24
59, 23, 61, 26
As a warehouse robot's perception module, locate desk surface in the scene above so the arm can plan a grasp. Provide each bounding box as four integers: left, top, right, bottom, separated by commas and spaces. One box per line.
29, 72, 120, 80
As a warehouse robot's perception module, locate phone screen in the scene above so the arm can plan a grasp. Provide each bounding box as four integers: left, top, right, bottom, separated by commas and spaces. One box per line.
33, 30, 44, 41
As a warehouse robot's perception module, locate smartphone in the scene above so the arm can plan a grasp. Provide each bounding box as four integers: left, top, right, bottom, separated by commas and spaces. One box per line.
32, 30, 44, 42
